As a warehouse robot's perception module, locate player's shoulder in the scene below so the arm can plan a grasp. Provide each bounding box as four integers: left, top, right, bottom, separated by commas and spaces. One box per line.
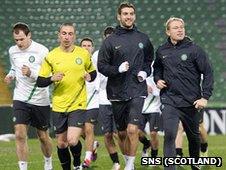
74, 45, 90, 57
47, 46, 60, 56
75, 45, 88, 53
32, 41, 49, 52
8, 45, 18, 54
156, 41, 169, 52
92, 50, 99, 58
136, 29, 149, 38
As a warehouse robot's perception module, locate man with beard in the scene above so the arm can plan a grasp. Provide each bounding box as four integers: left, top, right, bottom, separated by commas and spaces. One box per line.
98, 2, 154, 169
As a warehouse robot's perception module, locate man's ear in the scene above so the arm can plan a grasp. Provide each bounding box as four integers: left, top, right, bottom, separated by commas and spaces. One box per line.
166, 30, 170, 37
27, 32, 32, 39
117, 14, 120, 22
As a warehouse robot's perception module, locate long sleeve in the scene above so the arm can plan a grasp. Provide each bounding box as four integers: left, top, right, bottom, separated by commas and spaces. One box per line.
142, 38, 154, 76
97, 40, 119, 77
195, 47, 214, 100
153, 49, 164, 83
7, 54, 16, 78
36, 76, 52, 87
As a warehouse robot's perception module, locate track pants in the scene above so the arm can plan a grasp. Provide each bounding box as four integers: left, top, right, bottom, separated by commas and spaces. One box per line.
161, 104, 200, 170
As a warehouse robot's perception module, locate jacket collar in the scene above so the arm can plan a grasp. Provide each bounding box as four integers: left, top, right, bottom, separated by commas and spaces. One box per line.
115, 25, 137, 35
167, 36, 192, 47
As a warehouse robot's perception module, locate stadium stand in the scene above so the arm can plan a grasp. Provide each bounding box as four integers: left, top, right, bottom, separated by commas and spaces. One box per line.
0, 0, 225, 105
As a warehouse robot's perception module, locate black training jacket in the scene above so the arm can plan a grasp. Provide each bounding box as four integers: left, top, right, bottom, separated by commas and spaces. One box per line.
98, 25, 154, 101
153, 37, 214, 107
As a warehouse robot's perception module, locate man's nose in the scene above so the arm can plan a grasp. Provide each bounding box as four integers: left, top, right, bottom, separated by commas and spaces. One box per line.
64, 34, 70, 39
17, 41, 22, 45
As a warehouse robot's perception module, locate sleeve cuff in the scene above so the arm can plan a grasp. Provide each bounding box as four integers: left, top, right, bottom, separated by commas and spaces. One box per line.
202, 95, 210, 100
137, 71, 147, 82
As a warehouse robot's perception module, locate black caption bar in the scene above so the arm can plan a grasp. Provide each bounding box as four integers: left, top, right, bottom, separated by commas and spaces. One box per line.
141, 157, 222, 167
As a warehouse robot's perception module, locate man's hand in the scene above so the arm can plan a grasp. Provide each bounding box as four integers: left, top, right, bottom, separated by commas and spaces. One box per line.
147, 85, 153, 94
51, 72, 65, 82
156, 79, 167, 89
21, 65, 31, 77
193, 98, 208, 109
84, 73, 91, 82
118, 61, 129, 73
4, 75, 14, 84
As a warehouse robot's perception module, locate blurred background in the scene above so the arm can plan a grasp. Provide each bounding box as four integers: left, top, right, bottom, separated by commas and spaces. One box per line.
0, 0, 226, 136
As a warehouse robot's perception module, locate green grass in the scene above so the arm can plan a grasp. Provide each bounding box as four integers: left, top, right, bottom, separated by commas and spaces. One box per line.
0, 135, 225, 170
206, 102, 226, 108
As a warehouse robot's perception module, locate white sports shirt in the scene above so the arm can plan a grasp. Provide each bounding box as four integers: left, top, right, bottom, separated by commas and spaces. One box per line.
93, 50, 111, 105
7, 40, 50, 106
142, 76, 161, 114
86, 50, 99, 110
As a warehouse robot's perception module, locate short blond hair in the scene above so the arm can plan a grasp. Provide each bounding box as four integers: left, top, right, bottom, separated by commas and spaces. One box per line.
165, 17, 184, 31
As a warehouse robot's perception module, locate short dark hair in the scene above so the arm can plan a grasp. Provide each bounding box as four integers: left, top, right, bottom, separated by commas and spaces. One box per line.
13, 22, 30, 36
104, 26, 114, 37
117, 2, 135, 15
58, 22, 75, 32
80, 37, 94, 46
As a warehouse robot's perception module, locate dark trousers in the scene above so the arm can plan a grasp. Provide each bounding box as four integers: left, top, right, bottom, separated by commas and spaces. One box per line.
162, 104, 200, 170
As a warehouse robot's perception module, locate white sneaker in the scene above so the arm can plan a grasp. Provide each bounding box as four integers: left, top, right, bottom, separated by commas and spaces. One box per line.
200, 149, 208, 157
44, 162, 53, 170
74, 165, 83, 170
44, 156, 53, 170
141, 150, 148, 157
112, 163, 120, 170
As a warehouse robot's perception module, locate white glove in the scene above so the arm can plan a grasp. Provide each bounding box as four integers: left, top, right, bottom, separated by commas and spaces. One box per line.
137, 71, 147, 82
118, 61, 129, 73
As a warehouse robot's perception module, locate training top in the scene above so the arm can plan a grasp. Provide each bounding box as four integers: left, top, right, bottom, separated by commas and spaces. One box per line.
153, 37, 214, 107
7, 40, 50, 106
86, 51, 99, 110
142, 76, 161, 114
38, 46, 95, 112
93, 50, 111, 105
98, 25, 154, 101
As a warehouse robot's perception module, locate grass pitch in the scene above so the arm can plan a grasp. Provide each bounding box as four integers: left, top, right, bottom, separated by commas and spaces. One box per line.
0, 135, 225, 170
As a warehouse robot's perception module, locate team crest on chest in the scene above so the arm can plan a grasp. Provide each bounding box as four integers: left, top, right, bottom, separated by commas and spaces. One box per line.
181, 54, 188, 61
138, 42, 144, 49
75, 57, 82, 65
29, 56, 35, 63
